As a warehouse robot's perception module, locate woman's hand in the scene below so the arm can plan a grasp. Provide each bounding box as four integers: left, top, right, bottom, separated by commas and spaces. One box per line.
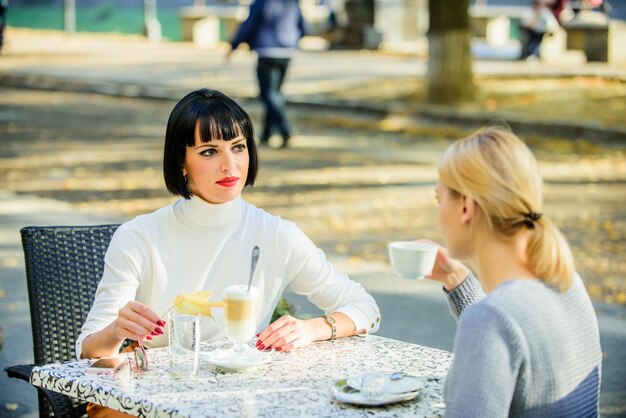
81, 300, 165, 359
256, 315, 320, 352
418, 240, 469, 291
112, 300, 165, 342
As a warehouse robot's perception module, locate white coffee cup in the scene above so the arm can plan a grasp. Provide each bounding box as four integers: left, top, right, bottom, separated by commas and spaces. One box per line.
388, 241, 437, 279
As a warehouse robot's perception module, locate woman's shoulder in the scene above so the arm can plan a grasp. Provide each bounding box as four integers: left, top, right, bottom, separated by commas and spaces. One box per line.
475, 280, 552, 317
459, 281, 542, 327
115, 200, 179, 236
490, 276, 587, 305
464, 276, 593, 332
242, 200, 298, 229
242, 200, 310, 244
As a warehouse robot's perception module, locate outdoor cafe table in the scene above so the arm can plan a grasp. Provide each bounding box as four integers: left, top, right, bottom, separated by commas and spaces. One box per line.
30, 335, 452, 417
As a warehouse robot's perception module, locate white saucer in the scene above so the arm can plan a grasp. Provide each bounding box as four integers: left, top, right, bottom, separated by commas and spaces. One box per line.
331, 378, 420, 406
201, 348, 271, 372
347, 373, 422, 395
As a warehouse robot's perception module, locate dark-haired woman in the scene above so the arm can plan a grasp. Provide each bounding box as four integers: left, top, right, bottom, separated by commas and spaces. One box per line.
77, 88, 379, 365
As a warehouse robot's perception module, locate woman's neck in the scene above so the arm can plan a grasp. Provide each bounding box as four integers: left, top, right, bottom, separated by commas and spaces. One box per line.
178, 194, 243, 227
472, 232, 536, 293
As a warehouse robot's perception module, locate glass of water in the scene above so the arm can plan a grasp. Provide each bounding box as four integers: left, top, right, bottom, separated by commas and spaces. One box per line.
359, 372, 386, 400
168, 310, 201, 376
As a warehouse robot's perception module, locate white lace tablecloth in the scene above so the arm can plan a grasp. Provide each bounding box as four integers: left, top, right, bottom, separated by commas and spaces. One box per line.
30, 335, 452, 417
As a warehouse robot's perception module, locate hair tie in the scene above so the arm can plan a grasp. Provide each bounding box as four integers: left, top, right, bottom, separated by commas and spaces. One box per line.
523, 211, 542, 229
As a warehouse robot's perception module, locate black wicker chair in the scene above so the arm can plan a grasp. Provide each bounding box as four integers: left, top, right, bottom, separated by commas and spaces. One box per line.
4, 225, 120, 418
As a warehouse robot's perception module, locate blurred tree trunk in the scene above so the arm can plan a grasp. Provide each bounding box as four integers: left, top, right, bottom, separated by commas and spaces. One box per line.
64, 0, 76, 34
427, 0, 475, 103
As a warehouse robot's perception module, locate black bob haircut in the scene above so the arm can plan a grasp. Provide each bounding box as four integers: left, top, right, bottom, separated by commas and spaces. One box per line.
163, 88, 259, 199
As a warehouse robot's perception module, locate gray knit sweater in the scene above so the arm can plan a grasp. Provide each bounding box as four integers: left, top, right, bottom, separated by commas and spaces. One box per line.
444, 274, 602, 417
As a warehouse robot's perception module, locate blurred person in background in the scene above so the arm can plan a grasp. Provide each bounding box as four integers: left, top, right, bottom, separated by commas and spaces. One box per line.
520, 0, 560, 60
227, 0, 306, 149
570, 0, 610, 15
0, 0, 8, 53
424, 127, 602, 416
548, 0, 569, 22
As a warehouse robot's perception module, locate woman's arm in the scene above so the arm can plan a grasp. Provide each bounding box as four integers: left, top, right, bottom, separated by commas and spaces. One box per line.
444, 272, 486, 320
229, 0, 264, 50
76, 225, 157, 359
421, 240, 485, 319
445, 303, 522, 417
256, 311, 355, 351
257, 221, 380, 351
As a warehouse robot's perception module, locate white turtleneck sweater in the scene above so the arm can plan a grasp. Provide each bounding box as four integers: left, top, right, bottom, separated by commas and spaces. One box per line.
76, 196, 380, 358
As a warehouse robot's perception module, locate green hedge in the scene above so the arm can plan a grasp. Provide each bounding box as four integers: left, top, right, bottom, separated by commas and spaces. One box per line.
7, 6, 182, 41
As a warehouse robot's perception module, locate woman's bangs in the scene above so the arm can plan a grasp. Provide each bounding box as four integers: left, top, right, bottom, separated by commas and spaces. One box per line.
196, 103, 245, 143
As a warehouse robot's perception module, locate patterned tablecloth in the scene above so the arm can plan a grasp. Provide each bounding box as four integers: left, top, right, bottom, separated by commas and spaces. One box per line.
30, 335, 452, 417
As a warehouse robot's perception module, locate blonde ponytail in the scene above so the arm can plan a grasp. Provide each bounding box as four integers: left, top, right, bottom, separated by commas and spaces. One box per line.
526, 217, 575, 291
438, 126, 576, 291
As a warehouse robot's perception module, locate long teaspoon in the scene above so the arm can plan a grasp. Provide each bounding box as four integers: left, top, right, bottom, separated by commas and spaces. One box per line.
247, 246, 260, 293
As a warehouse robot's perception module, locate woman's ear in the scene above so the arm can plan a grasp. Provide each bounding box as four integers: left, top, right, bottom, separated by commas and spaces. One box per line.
460, 194, 476, 225
182, 167, 187, 177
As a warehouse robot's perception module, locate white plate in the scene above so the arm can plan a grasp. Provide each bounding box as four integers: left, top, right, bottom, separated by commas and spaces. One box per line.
201, 348, 271, 372
331, 378, 420, 406
347, 373, 422, 395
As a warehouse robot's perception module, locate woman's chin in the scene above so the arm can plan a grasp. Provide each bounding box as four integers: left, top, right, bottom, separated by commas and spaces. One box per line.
194, 189, 242, 204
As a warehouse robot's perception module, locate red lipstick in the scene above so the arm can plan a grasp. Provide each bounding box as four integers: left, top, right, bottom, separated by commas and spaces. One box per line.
216, 176, 239, 188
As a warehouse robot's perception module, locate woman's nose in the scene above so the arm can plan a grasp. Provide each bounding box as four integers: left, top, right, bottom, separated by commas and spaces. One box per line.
220, 152, 235, 172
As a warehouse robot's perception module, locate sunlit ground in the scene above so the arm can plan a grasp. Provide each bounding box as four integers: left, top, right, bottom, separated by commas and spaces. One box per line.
0, 88, 624, 304
329, 76, 626, 128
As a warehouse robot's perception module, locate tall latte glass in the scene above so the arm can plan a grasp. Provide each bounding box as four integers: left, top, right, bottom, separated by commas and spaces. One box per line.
224, 285, 259, 355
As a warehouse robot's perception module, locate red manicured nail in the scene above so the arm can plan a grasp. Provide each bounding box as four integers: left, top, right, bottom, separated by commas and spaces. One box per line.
155, 327, 164, 335
157, 320, 166, 327
256, 333, 260, 337
257, 344, 265, 350
146, 336, 153, 340
151, 331, 158, 336
275, 347, 282, 351
255, 340, 262, 347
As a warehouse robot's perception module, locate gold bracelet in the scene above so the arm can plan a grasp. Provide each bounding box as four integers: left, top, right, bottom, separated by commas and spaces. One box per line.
324, 315, 337, 340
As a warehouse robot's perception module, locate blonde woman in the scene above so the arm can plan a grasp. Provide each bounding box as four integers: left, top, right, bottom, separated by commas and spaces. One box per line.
426, 127, 601, 417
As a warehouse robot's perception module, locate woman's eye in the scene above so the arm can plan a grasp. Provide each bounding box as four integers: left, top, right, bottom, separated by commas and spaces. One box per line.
200, 149, 216, 157
234, 144, 247, 152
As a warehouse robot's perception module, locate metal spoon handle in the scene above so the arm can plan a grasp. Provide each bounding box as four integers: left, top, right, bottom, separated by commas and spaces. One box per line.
247, 246, 260, 293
